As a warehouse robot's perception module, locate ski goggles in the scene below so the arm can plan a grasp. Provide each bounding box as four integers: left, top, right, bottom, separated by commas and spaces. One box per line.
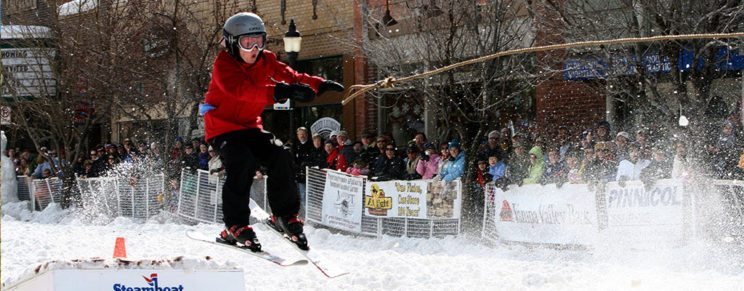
238, 34, 265, 51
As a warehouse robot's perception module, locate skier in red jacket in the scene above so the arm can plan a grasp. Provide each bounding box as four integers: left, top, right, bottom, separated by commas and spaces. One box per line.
200, 12, 343, 251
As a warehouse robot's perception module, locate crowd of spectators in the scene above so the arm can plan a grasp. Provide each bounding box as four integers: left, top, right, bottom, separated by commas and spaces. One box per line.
5, 117, 744, 196
287, 116, 744, 194
4, 137, 224, 181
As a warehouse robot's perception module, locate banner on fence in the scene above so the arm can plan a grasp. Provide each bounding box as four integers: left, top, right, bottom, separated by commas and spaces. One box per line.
321, 171, 364, 233
427, 180, 462, 219
365, 180, 428, 218
492, 183, 598, 245
604, 180, 687, 245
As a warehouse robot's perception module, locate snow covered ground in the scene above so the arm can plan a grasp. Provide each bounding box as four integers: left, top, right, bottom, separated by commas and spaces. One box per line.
2, 201, 743, 290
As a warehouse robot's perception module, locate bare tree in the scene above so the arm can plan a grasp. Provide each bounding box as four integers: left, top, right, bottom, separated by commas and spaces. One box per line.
545, 0, 743, 149
1, 0, 241, 207
360, 0, 537, 227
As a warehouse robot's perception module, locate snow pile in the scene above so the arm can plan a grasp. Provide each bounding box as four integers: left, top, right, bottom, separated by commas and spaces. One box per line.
2, 203, 743, 289
1, 131, 18, 203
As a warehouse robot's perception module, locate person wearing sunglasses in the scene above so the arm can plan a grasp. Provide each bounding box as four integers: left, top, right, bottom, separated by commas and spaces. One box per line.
198, 12, 344, 252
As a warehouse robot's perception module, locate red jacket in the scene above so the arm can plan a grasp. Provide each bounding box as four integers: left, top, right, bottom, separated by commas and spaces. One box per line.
203, 50, 324, 141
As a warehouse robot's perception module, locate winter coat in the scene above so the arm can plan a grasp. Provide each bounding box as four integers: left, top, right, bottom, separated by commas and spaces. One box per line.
436, 157, 450, 178
405, 156, 422, 180
542, 161, 567, 185
616, 158, 651, 181
292, 139, 314, 181
488, 161, 506, 181
440, 151, 465, 183
474, 168, 493, 187
308, 147, 328, 169
523, 147, 545, 185
507, 152, 529, 184
181, 152, 199, 172
372, 155, 405, 181
203, 50, 324, 141
346, 166, 370, 176
336, 142, 354, 172
208, 155, 223, 174
198, 152, 210, 170
416, 153, 440, 179
325, 149, 340, 170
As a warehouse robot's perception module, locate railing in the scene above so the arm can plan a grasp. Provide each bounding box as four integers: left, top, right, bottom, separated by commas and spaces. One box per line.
176, 169, 267, 225
30, 177, 63, 211
76, 174, 165, 219
11, 173, 165, 219
175, 167, 461, 238
305, 167, 461, 238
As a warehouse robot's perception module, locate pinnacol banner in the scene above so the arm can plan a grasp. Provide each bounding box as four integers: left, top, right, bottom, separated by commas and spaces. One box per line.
492, 183, 598, 245
364, 179, 462, 219
321, 170, 364, 233
603, 179, 688, 246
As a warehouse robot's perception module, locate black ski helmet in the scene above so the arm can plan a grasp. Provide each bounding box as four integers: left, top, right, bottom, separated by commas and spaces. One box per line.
223, 12, 267, 62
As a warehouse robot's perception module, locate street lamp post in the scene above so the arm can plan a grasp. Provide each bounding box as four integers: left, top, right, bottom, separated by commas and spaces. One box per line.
284, 19, 302, 141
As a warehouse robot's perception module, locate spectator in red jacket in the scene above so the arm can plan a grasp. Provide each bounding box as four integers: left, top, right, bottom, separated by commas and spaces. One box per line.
199, 12, 343, 251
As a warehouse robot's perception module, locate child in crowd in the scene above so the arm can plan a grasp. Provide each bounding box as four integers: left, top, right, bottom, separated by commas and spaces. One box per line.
488, 154, 506, 182
474, 159, 492, 188
347, 159, 370, 176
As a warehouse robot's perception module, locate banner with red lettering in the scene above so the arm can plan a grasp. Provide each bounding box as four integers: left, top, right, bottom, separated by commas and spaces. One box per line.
492, 183, 598, 245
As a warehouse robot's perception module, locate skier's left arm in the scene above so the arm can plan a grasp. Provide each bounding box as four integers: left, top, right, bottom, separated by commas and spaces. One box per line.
271, 60, 344, 102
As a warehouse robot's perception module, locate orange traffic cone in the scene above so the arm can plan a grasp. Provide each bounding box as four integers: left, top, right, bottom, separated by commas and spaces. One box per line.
113, 237, 127, 259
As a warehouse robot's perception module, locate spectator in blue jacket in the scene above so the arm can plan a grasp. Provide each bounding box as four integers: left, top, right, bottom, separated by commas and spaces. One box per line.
488, 153, 506, 181
439, 139, 465, 182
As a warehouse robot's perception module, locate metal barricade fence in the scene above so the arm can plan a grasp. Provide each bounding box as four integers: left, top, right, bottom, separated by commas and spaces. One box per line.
16, 176, 32, 202
481, 183, 499, 244
76, 174, 165, 219
176, 169, 267, 225
305, 167, 461, 238
708, 179, 744, 227
29, 177, 63, 210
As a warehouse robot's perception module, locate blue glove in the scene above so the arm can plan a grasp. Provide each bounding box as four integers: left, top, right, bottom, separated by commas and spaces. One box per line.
199, 103, 216, 116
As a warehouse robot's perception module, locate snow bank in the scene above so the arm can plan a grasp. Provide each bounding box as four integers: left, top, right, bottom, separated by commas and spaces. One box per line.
2, 199, 742, 290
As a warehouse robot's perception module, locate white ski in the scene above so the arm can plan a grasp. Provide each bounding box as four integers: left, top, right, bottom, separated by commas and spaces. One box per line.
249, 199, 350, 278
186, 231, 308, 267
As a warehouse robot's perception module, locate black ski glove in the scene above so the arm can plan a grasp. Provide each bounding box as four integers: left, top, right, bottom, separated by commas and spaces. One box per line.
317, 80, 345, 95
275, 82, 316, 103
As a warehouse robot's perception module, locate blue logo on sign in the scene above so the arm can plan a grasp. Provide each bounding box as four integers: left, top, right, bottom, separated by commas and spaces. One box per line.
112, 272, 185, 291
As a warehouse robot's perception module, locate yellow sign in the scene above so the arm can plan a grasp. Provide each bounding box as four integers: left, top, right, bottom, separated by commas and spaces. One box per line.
364, 184, 392, 216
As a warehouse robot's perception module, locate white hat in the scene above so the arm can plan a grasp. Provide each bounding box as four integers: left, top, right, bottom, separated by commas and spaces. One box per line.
616, 131, 630, 140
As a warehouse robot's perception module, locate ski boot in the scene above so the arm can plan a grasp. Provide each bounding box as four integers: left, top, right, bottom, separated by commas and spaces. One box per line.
267, 214, 309, 250
219, 225, 262, 252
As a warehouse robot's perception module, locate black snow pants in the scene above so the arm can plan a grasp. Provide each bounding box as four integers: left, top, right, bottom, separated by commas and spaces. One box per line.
210, 129, 300, 227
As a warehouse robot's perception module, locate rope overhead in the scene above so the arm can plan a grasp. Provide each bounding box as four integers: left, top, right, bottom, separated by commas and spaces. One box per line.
342, 32, 744, 105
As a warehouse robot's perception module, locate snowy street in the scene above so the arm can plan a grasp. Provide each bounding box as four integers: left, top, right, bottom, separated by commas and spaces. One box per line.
2, 202, 743, 290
